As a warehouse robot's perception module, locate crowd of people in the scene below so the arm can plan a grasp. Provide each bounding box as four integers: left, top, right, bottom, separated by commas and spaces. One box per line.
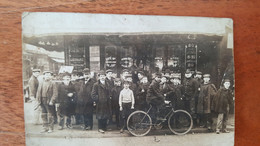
27, 67, 234, 135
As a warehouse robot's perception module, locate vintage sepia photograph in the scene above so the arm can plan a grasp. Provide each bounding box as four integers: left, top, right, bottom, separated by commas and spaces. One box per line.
22, 12, 234, 145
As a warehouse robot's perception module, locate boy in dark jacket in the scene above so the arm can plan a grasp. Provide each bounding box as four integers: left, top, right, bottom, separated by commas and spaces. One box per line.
111, 78, 123, 129
136, 76, 150, 111
56, 72, 76, 130
213, 79, 233, 134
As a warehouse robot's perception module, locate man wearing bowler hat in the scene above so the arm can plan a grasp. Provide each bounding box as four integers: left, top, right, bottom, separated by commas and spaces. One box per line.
36, 71, 58, 133
91, 70, 112, 133
75, 68, 95, 130
183, 70, 199, 125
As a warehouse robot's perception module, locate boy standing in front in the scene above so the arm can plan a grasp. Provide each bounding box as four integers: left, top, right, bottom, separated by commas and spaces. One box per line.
119, 81, 135, 133
213, 79, 233, 134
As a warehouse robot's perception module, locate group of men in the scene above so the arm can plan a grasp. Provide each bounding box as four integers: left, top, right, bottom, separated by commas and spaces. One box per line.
28, 67, 233, 134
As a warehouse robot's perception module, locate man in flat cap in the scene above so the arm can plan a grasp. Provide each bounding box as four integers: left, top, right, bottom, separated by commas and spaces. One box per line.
75, 68, 95, 130
183, 70, 199, 125
28, 68, 41, 125
197, 74, 217, 130
91, 70, 112, 133
36, 71, 58, 133
106, 69, 115, 89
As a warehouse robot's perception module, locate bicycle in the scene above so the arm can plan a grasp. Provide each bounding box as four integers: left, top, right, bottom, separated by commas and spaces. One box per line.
126, 101, 193, 136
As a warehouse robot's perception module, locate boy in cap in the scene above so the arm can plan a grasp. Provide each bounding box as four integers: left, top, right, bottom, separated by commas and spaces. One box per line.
197, 74, 217, 130
119, 81, 135, 133
106, 69, 115, 89
146, 72, 167, 120
56, 72, 76, 130
28, 68, 41, 125
213, 79, 233, 134
36, 71, 58, 133
92, 70, 112, 133
111, 78, 123, 129
169, 75, 185, 110
136, 76, 150, 111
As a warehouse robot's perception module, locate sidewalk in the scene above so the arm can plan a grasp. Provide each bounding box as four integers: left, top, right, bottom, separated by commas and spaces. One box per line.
24, 102, 234, 138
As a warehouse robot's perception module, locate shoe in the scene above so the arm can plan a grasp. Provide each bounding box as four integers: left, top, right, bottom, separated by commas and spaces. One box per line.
85, 126, 92, 130
216, 129, 220, 134
48, 129, 53, 133
223, 129, 230, 133
66, 124, 73, 129
40, 129, 48, 133
120, 129, 124, 133
199, 125, 206, 128
58, 126, 63, 130
98, 129, 105, 133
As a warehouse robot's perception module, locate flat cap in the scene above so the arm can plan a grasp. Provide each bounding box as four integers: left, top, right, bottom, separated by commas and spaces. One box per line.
43, 71, 53, 75
114, 78, 121, 82
196, 71, 202, 75
106, 69, 113, 73
203, 74, 211, 78
32, 69, 41, 72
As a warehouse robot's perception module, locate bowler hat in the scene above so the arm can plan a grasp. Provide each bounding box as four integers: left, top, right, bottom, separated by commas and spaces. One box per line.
98, 70, 106, 76
185, 69, 191, 74
82, 68, 90, 74
223, 79, 231, 82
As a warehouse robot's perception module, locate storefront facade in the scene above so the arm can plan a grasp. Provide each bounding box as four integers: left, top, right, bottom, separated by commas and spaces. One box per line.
24, 32, 233, 87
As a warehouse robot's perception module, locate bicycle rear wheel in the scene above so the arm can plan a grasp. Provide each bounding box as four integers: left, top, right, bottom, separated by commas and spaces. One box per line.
168, 110, 193, 135
127, 110, 152, 136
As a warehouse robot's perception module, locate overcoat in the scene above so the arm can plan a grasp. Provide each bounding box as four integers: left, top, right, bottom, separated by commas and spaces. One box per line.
57, 82, 76, 115
28, 75, 39, 98
75, 79, 95, 114
212, 87, 233, 114
197, 83, 217, 114
91, 80, 112, 119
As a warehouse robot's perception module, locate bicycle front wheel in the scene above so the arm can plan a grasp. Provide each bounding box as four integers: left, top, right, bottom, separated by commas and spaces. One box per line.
127, 110, 152, 137
168, 110, 193, 135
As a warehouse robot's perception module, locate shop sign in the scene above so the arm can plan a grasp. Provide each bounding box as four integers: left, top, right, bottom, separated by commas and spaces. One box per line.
106, 56, 117, 68
121, 57, 133, 68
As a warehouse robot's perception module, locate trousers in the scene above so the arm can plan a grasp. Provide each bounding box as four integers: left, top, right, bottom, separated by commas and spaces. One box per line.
41, 103, 55, 130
